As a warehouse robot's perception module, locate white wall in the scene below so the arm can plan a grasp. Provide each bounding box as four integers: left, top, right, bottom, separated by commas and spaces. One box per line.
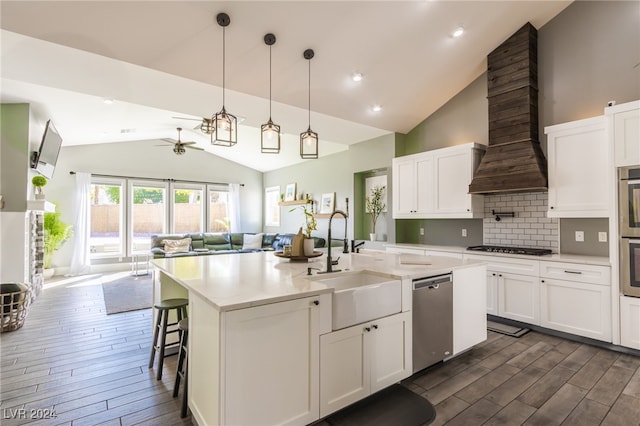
45, 139, 263, 270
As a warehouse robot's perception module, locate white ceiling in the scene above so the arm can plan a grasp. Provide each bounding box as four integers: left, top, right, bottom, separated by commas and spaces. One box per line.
0, 1, 572, 172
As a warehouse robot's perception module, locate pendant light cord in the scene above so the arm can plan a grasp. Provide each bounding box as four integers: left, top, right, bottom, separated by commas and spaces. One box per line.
269, 44, 272, 120
307, 57, 311, 129
222, 25, 226, 108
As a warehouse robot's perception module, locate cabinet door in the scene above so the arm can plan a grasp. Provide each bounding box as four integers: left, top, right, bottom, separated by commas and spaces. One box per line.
498, 272, 540, 325
434, 148, 472, 214
487, 271, 499, 316
224, 296, 320, 426
452, 266, 487, 355
392, 156, 417, 217
415, 154, 435, 214
620, 295, 640, 350
369, 312, 412, 393
320, 325, 369, 417
540, 278, 611, 341
546, 116, 610, 217
614, 107, 640, 167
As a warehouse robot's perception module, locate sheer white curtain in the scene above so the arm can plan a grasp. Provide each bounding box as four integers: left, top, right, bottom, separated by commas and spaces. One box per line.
228, 183, 241, 232
67, 172, 91, 276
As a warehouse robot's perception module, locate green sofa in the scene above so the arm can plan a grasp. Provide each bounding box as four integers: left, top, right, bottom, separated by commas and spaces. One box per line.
150, 232, 326, 258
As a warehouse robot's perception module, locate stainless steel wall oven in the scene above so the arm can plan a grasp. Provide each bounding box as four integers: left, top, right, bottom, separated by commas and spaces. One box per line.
620, 166, 640, 297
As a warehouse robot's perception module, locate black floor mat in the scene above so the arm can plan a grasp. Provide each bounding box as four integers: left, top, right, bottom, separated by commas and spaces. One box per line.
325, 384, 436, 426
487, 320, 530, 337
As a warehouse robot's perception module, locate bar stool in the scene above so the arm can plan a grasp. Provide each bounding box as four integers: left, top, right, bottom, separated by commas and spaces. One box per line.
148, 298, 188, 380
173, 318, 189, 418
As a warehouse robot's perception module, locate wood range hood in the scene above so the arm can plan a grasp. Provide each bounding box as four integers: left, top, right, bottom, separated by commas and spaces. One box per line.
468, 22, 548, 195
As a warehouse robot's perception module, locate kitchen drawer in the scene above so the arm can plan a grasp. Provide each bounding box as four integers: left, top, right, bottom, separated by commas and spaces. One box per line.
540, 261, 610, 286
464, 254, 539, 276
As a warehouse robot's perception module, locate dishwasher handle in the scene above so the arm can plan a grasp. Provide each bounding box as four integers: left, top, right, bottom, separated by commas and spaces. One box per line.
413, 273, 452, 290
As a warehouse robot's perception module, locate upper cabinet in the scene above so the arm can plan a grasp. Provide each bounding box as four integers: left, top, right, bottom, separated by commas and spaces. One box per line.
392, 143, 485, 219
545, 116, 610, 218
606, 100, 640, 167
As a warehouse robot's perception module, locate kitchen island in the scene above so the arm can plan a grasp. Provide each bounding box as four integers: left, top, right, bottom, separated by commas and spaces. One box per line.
153, 250, 487, 426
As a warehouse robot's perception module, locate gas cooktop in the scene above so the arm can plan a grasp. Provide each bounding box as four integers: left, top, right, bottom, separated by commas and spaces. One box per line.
466, 245, 553, 256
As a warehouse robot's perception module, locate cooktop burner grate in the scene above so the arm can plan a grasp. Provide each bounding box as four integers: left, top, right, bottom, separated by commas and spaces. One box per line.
467, 245, 552, 256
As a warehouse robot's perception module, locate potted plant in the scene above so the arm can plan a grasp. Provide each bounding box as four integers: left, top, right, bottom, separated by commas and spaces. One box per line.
366, 185, 386, 241
31, 175, 47, 200
290, 204, 317, 256
43, 206, 73, 278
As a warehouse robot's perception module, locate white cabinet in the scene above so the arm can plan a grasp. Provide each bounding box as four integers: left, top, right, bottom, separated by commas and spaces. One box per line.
392, 143, 485, 219
545, 116, 610, 217
452, 265, 487, 355
465, 254, 539, 323
392, 153, 434, 217
320, 311, 411, 417
606, 100, 640, 167
620, 295, 640, 350
539, 261, 611, 342
223, 296, 321, 426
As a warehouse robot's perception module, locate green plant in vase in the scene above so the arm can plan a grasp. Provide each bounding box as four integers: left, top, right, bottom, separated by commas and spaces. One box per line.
366, 185, 386, 241
31, 175, 47, 199
290, 204, 317, 256
43, 206, 73, 271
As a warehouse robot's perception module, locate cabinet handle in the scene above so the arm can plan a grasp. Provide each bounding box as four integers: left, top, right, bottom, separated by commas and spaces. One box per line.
550, 206, 554, 209
364, 327, 371, 332
498, 274, 502, 277
541, 279, 545, 283
313, 300, 319, 306
372, 324, 378, 330
492, 273, 496, 276
564, 270, 582, 274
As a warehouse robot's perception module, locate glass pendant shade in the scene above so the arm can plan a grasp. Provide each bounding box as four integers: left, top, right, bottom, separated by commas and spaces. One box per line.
300, 49, 318, 159
261, 33, 281, 153
211, 12, 237, 147
300, 127, 318, 159
211, 107, 237, 146
261, 119, 281, 153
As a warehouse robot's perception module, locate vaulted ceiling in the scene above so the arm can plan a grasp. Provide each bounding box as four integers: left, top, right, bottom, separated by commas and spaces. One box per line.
0, 1, 572, 172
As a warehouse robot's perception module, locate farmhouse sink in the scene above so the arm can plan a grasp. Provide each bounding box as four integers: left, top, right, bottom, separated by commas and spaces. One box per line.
309, 270, 401, 330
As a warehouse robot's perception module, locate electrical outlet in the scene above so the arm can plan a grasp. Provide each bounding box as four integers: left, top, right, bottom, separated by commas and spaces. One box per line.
598, 232, 607, 243
461, 229, 467, 237
575, 231, 584, 242
419, 228, 424, 236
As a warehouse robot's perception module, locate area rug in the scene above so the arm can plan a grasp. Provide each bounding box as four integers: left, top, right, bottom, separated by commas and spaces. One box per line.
101, 274, 152, 314
487, 320, 530, 338
325, 384, 436, 426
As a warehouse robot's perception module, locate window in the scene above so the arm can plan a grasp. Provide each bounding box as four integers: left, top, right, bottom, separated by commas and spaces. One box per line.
129, 180, 168, 254
265, 186, 280, 226
90, 179, 125, 257
208, 186, 231, 232
172, 184, 204, 234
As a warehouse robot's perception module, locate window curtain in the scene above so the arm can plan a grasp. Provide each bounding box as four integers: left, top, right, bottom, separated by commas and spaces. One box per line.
228, 183, 241, 232
67, 172, 91, 276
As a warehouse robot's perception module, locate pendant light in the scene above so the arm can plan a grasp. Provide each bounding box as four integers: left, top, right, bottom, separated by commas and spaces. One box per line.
300, 49, 318, 159
261, 33, 281, 153
211, 12, 237, 147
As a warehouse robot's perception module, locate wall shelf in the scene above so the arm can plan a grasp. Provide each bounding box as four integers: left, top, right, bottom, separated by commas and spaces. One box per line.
278, 200, 310, 207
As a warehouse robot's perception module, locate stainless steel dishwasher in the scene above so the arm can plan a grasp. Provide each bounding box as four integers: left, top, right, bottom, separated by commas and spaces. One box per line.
412, 273, 453, 373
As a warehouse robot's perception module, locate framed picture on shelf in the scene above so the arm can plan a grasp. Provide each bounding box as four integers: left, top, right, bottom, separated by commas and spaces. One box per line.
284, 183, 296, 201
320, 192, 335, 214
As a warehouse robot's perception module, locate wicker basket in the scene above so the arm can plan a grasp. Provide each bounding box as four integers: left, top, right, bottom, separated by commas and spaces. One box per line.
1, 282, 32, 332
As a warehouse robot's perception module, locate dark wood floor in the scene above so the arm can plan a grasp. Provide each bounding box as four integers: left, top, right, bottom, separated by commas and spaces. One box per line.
1, 273, 639, 425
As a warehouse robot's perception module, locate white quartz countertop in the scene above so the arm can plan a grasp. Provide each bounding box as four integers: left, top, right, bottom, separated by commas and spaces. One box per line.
385, 243, 611, 266
152, 250, 484, 311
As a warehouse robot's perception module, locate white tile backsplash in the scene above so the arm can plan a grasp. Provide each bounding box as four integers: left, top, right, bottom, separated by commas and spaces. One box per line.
483, 192, 559, 251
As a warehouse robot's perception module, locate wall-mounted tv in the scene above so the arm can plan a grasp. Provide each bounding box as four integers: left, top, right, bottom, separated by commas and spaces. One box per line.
31, 119, 62, 179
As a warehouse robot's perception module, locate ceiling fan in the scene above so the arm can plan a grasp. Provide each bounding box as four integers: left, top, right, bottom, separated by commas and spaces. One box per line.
159, 127, 205, 155
172, 116, 214, 134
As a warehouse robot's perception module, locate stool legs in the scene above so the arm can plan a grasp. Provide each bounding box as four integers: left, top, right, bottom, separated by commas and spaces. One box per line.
149, 300, 188, 381
148, 309, 164, 370
173, 319, 189, 418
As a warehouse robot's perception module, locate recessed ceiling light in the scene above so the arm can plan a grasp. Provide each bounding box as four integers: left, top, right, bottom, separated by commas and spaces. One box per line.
352, 72, 363, 82
372, 105, 382, 112
452, 27, 465, 38
103, 98, 114, 105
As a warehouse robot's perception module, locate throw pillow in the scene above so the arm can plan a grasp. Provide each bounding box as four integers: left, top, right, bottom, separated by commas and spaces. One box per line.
163, 237, 191, 254
242, 233, 264, 250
